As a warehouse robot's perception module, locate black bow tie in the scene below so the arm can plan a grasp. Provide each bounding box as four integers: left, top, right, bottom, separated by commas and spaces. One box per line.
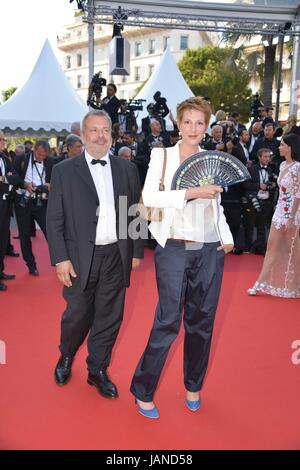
260, 166, 268, 169
34, 160, 42, 164
91, 159, 107, 166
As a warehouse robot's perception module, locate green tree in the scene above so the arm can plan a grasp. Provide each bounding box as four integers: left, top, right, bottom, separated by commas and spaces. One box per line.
2, 86, 17, 102
178, 46, 253, 122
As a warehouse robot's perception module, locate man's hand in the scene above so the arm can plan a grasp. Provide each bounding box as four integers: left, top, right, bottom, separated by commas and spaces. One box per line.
217, 244, 234, 254
185, 185, 223, 200
132, 258, 141, 269
24, 182, 34, 194
56, 260, 77, 287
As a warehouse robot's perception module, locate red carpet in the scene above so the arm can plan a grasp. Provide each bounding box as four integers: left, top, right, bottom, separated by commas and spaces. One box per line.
0, 232, 300, 449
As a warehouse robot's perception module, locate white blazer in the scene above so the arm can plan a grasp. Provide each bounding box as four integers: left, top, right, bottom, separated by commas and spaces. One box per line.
142, 142, 234, 248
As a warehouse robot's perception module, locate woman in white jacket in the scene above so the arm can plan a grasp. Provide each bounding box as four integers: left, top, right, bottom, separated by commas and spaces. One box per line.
130, 97, 234, 419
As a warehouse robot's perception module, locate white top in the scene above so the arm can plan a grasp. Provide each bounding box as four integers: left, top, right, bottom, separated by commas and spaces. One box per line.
0, 156, 7, 182
24, 153, 46, 187
85, 151, 117, 245
142, 142, 234, 247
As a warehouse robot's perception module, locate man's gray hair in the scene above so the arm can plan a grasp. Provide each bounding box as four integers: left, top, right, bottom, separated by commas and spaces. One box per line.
65, 133, 82, 149
15, 144, 25, 154
81, 110, 112, 133
118, 146, 132, 157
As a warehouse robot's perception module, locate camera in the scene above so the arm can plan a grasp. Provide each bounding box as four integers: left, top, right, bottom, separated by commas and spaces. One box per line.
34, 185, 49, 207
248, 192, 261, 212
127, 99, 145, 112
153, 91, 169, 118
87, 72, 107, 109
250, 93, 264, 120
19, 191, 31, 208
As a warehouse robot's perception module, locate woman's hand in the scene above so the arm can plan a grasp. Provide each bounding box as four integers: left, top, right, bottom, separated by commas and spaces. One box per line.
285, 217, 295, 231
217, 244, 234, 254
185, 185, 223, 200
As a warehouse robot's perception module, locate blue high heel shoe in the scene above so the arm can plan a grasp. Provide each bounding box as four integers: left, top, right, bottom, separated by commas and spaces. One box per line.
135, 398, 160, 419
186, 396, 201, 412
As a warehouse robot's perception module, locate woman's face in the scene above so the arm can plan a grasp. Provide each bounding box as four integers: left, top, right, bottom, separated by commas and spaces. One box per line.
178, 109, 207, 146
279, 139, 292, 159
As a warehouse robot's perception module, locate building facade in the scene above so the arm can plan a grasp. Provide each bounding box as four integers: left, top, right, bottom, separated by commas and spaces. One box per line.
57, 16, 217, 104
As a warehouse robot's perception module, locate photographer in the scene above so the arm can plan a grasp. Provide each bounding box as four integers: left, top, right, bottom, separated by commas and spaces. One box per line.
0, 131, 21, 291
243, 148, 277, 254
99, 83, 120, 125
117, 99, 138, 134
14, 140, 56, 276
152, 91, 169, 131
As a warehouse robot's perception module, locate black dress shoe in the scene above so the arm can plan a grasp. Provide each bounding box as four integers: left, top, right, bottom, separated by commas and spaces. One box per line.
0, 272, 16, 280
232, 247, 243, 255
28, 267, 39, 276
6, 249, 19, 257
0, 282, 8, 291
87, 370, 119, 399
54, 355, 73, 385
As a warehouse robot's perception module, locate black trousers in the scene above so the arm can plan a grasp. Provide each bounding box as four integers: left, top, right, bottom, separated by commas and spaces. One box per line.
14, 197, 47, 268
60, 243, 126, 374
222, 202, 242, 246
130, 240, 225, 402
0, 199, 11, 273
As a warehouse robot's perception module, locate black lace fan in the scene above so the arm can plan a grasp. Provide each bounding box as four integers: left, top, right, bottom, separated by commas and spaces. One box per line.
171, 150, 250, 190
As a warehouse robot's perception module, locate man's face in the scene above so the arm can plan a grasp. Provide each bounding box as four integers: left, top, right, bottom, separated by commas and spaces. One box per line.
34, 146, 48, 162
264, 125, 275, 139
151, 121, 161, 134
123, 134, 134, 146
259, 152, 271, 166
119, 150, 132, 161
68, 141, 83, 157
107, 85, 115, 97
81, 115, 112, 157
240, 130, 250, 143
252, 122, 262, 135
212, 126, 223, 142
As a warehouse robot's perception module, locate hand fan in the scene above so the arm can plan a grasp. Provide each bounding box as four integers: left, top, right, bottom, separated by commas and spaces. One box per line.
171, 150, 250, 190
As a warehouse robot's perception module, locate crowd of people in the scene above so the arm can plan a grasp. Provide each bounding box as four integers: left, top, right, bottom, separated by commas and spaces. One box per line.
1, 92, 300, 419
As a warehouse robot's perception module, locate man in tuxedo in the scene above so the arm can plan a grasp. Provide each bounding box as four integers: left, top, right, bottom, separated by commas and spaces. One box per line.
14, 140, 56, 276
47, 110, 143, 399
141, 103, 166, 137
243, 148, 276, 254
100, 83, 120, 125
0, 131, 21, 291
235, 129, 250, 164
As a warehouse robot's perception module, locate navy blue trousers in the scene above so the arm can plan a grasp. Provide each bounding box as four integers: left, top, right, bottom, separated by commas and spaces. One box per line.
131, 239, 225, 402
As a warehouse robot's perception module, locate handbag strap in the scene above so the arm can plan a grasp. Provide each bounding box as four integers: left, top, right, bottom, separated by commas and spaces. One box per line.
159, 147, 167, 191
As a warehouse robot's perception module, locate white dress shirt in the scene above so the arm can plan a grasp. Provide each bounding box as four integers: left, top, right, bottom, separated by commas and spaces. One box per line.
85, 150, 117, 245
142, 142, 233, 247
0, 156, 7, 181
24, 153, 46, 187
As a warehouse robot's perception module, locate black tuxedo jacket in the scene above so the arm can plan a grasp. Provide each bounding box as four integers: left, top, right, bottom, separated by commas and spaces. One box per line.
13, 152, 56, 186
101, 96, 121, 125
46, 153, 144, 291
244, 163, 275, 194
0, 153, 22, 193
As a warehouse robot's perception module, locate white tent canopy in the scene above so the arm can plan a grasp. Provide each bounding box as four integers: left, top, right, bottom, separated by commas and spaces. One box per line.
0, 39, 88, 136
135, 47, 194, 130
